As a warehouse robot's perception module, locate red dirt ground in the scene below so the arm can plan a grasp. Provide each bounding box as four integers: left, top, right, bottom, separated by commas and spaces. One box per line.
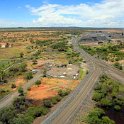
26, 78, 79, 101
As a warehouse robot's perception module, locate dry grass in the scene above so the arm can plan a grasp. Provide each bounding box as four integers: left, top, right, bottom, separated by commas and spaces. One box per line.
0, 76, 26, 91
120, 49, 124, 53
0, 43, 28, 59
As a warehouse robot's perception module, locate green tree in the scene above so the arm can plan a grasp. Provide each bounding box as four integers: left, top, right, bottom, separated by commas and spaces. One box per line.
13, 97, 26, 112
0, 107, 16, 124
43, 99, 53, 108
114, 105, 121, 111
26, 106, 49, 118
87, 108, 115, 124
18, 63, 27, 72
12, 114, 33, 124
58, 89, 70, 97
102, 116, 115, 124
25, 72, 33, 80
100, 98, 112, 107
18, 87, 24, 96
92, 92, 104, 102
50, 95, 61, 104
87, 108, 105, 124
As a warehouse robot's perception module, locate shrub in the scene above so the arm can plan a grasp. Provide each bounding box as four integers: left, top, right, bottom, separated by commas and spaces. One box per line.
13, 97, 26, 112
114, 62, 123, 70
58, 89, 70, 97
26, 106, 49, 118
32, 59, 37, 65
27, 87, 31, 91
114, 105, 121, 111
92, 92, 104, 102
43, 99, 53, 108
18, 87, 24, 96
51, 41, 68, 52
12, 114, 33, 124
87, 108, 105, 124
51, 95, 62, 105
100, 98, 112, 107
25, 72, 33, 80
0, 89, 6, 94
56, 95, 62, 102
11, 84, 16, 89
35, 80, 41, 86
102, 116, 115, 124
20, 52, 24, 58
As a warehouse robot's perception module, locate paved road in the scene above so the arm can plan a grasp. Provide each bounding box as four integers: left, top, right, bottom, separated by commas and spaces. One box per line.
41, 37, 124, 124
41, 38, 102, 124
42, 67, 101, 124
72, 37, 124, 84
0, 70, 42, 110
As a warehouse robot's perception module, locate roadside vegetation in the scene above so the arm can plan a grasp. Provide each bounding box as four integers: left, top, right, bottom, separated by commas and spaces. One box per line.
87, 75, 124, 124
80, 43, 124, 70
0, 89, 70, 124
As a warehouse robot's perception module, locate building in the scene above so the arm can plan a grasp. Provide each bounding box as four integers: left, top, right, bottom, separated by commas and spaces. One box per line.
0, 42, 12, 48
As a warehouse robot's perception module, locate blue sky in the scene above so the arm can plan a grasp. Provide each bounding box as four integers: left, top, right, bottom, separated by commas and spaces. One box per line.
0, 0, 124, 27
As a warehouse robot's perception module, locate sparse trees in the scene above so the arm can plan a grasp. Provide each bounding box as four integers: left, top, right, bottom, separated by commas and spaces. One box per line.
87, 108, 115, 124
89, 75, 124, 124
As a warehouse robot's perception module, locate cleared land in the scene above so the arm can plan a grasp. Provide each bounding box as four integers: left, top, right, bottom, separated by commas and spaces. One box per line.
27, 78, 79, 101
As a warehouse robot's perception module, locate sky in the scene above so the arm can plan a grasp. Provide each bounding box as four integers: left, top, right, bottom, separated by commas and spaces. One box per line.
0, 0, 124, 27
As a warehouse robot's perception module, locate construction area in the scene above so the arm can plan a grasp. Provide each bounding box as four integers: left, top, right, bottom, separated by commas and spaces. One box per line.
46, 64, 80, 79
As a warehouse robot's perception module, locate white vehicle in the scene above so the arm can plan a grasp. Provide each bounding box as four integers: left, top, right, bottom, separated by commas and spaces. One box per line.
32, 69, 38, 74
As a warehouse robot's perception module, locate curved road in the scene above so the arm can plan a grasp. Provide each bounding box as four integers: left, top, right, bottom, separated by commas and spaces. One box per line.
41, 37, 124, 124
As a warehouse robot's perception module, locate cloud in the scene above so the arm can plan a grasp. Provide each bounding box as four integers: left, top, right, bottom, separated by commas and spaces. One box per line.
0, 19, 36, 27
27, 0, 124, 27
